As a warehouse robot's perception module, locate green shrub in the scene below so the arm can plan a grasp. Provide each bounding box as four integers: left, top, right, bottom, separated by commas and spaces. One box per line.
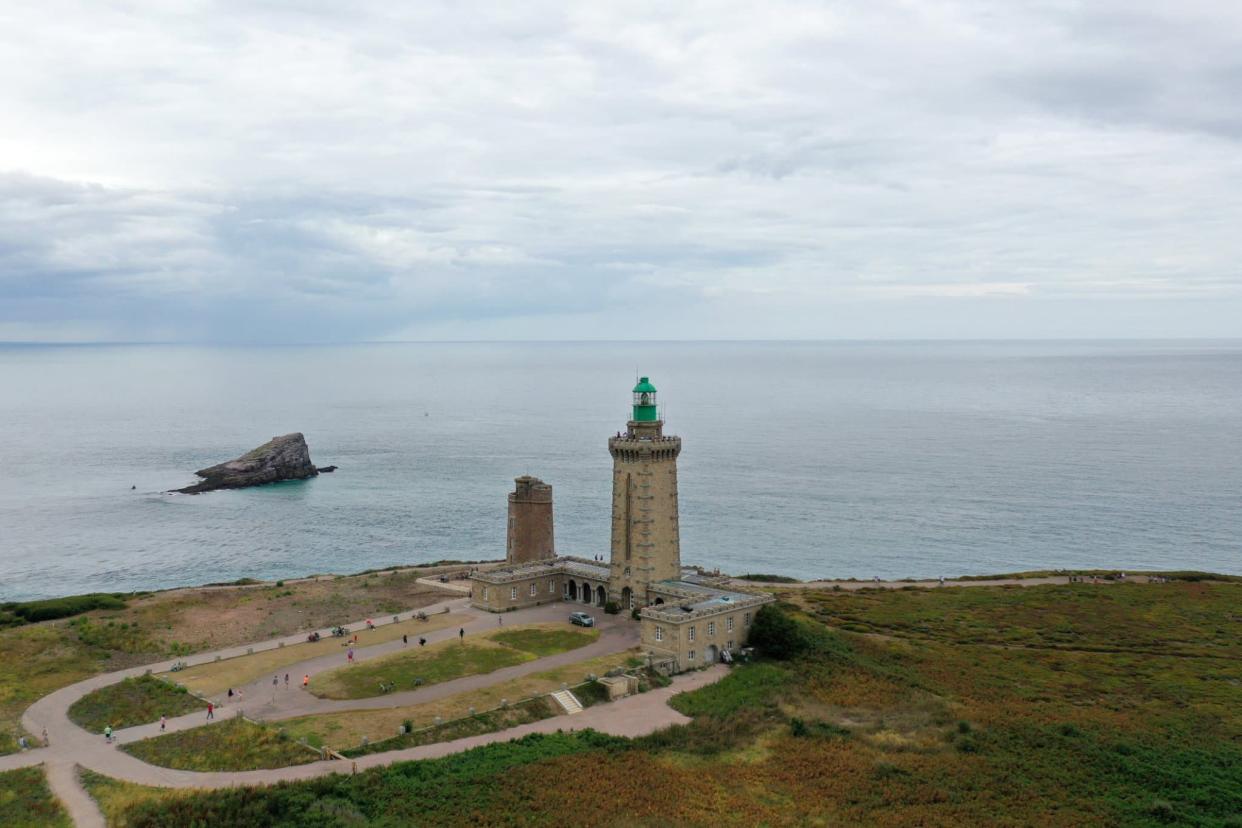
0, 593, 126, 625
748, 604, 808, 660
604, 601, 620, 615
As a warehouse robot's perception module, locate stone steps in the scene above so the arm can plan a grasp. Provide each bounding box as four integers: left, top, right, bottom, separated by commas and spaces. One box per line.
550, 689, 583, 715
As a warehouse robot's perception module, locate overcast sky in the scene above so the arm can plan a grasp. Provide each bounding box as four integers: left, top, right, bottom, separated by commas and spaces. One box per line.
2, 1, 1240, 342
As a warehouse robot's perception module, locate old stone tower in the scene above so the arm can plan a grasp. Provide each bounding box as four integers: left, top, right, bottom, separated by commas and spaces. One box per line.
608, 377, 682, 609
506, 476, 555, 564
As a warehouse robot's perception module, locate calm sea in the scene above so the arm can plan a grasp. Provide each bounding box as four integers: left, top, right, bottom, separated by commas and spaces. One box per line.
1, 341, 1239, 601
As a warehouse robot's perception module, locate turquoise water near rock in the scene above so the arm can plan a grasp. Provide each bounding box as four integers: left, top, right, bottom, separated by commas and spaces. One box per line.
1, 340, 1239, 600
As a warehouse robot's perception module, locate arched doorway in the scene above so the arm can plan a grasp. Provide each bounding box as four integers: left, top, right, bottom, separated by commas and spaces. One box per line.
582, 585, 592, 605
621, 587, 632, 609
706, 644, 719, 664
596, 586, 607, 606
566, 580, 577, 601
654, 597, 664, 605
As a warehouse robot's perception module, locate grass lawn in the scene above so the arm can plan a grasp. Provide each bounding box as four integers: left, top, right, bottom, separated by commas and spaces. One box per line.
121, 716, 321, 771
309, 624, 599, 701
282, 647, 639, 750
0, 766, 71, 828
0, 564, 461, 755
68, 674, 205, 732
164, 611, 462, 696
93, 581, 1242, 826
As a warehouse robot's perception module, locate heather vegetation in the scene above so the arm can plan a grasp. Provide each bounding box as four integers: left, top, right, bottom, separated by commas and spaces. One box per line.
0, 766, 71, 828
88, 580, 1242, 826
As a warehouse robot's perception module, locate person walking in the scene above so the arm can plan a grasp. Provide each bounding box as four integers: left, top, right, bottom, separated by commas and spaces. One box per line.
273, 675, 278, 688
227, 687, 234, 701
284, 673, 289, 687
498, 616, 503, 627
206, 703, 214, 720
303, 674, 309, 688
418, 637, 425, 647
402, 634, 408, 646
347, 648, 354, 664
159, 715, 166, 732
41, 727, 48, 746
458, 627, 464, 642
104, 725, 112, 743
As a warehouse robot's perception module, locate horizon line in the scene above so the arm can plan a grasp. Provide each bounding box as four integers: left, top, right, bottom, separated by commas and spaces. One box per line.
2, 336, 1241, 347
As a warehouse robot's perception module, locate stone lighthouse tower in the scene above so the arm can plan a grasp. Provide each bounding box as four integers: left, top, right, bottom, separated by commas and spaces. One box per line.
506, 476, 555, 564
608, 377, 681, 609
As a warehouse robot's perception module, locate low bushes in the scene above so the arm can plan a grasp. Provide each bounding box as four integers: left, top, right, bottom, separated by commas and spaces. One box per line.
0, 593, 127, 627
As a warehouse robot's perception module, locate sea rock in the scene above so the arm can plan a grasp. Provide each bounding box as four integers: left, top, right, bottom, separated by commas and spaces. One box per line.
319, 465, 338, 473
174, 433, 319, 494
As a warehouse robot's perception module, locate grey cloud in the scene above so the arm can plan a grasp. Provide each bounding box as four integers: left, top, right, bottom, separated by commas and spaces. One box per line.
1, 1, 1241, 341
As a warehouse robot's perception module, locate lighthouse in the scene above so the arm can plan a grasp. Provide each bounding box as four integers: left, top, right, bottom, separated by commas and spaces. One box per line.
608, 377, 682, 609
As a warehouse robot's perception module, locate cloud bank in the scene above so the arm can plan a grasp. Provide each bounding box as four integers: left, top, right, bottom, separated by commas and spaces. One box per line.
2, 1, 1240, 341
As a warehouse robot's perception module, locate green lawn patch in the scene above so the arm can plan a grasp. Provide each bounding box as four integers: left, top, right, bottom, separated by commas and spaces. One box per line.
312, 642, 532, 700
122, 717, 319, 771
490, 626, 597, 657
311, 625, 597, 700
68, 674, 205, 732
342, 696, 556, 757
0, 766, 71, 828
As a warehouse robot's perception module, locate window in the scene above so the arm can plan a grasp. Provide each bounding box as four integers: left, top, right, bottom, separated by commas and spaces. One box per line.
548, 579, 555, 593
510, 587, 517, 600
688, 650, 696, 662
707, 621, 715, 637
482, 588, 489, 601
529, 583, 537, 597
744, 612, 751, 626
727, 640, 735, 650
655, 625, 663, 642
688, 625, 696, 642
727, 616, 735, 632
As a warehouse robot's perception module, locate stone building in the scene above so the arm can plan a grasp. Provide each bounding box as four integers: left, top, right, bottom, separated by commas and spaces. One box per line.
469, 377, 773, 672
506, 475, 555, 564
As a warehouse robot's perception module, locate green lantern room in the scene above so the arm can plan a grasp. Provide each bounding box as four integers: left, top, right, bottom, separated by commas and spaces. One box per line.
632, 377, 658, 422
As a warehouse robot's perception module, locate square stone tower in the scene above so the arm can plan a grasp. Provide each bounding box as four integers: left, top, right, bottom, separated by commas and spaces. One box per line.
506, 475, 555, 564
608, 377, 681, 609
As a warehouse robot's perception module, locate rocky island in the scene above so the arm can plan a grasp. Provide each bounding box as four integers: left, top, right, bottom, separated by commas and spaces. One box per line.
173, 433, 320, 494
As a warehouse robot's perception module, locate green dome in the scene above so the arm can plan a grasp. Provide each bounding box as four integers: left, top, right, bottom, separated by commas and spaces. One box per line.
632, 377, 657, 394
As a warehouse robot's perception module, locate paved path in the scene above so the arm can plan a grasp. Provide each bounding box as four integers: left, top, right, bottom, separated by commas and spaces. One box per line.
5, 593, 706, 827
730, 574, 1159, 591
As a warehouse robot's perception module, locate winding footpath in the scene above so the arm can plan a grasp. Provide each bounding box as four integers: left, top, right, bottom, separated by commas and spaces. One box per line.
1, 594, 719, 827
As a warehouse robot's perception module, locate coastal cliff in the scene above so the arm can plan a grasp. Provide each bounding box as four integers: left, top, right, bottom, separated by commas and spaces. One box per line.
174, 433, 318, 494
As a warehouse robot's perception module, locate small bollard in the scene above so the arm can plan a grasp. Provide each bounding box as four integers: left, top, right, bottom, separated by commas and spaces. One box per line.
393, 615, 400, 623
247, 648, 254, 655
215, 655, 222, 662
468, 707, 476, 716
434, 716, 442, 726
501, 698, 508, 708
279, 641, 285, 648
361, 736, 369, 746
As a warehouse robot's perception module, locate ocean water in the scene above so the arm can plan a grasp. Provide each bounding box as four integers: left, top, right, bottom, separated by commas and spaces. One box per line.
0, 341, 1239, 601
